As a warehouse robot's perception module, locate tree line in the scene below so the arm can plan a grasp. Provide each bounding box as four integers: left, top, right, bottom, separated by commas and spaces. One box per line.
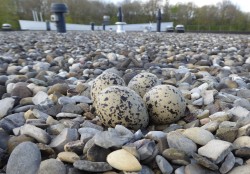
1, 0, 250, 32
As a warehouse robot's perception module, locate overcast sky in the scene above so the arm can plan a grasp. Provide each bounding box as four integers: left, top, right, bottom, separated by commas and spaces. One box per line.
104, 0, 250, 12
169, 0, 250, 12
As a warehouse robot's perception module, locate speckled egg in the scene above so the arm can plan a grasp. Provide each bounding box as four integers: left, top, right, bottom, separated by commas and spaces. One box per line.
143, 85, 186, 124
91, 72, 126, 103
96, 85, 149, 130
128, 72, 161, 97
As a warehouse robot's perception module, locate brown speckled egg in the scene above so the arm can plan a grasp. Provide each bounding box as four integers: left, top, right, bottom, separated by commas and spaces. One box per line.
128, 72, 161, 97
91, 72, 126, 104
143, 85, 186, 124
96, 85, 149, 130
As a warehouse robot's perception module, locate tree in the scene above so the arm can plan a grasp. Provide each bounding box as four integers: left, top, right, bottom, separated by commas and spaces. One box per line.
162, 0, 170, 22
0, 0, 250, 31
121, 0, 144, 23
143, 0, 163, 22
194, 5, 220, 30
104, 3, 119, 24
217, 0, 238, 27
0, 0, 19, 29
169, 2, 197, 26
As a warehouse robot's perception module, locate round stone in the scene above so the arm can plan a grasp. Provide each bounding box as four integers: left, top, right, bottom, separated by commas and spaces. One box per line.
167, 131, 197, 156
0, 98, 15, 119
162, 148, 190, 164
228, 165, 250, 174
7, 135, 35, 153
6, 142, 41, 174
73, 160, 112, 172
38, 159, 66, 174
20, 124, 51, 144
155, 155, 173, 174
11, 84, 33, 98
87, 144, 111, 162
182, 127, 214, 145
47, 83, 69, 95
57, 151, 80, 163
107, 149, 142, 172
233, 136, 250, 149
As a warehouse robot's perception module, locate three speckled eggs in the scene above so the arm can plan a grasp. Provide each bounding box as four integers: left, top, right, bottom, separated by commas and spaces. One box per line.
91, 72, 186, 130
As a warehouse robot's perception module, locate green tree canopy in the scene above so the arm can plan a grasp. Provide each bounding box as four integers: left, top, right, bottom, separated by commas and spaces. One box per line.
0, 0, 249, 31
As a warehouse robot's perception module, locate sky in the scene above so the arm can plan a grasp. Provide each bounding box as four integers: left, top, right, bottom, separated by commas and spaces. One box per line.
169, 0, 250, 12
103, 0, 250, 13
